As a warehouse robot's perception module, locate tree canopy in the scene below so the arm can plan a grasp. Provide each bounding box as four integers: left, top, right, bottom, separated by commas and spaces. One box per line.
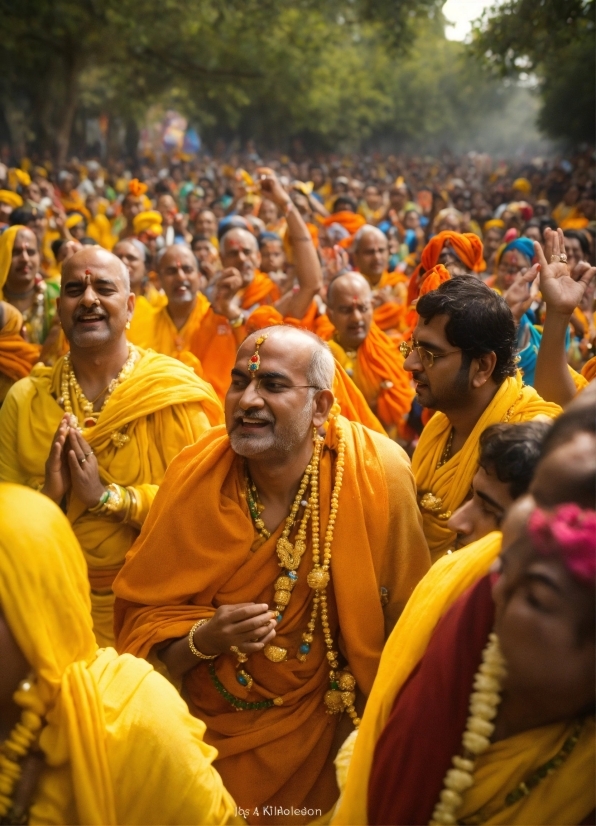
0, 0, 586, 161
470, 0, 595, 145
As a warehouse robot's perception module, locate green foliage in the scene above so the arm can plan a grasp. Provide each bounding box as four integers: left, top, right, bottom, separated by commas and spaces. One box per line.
470, 0, 595, 144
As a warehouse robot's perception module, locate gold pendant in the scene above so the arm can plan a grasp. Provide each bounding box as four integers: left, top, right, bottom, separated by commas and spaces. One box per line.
307, 568, 330, 590
263, 644, 288, 663
276, 536, 306, 570
111, 431, 131, 449
324, 689, 344, 714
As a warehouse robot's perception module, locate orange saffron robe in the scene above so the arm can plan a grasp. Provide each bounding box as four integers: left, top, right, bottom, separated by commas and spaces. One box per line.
328, 322, 414, 434
113, 417, 430, 822
0, 303, 40, 402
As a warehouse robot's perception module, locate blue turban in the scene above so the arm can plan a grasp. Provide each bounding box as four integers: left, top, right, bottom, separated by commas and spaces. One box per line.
503, 237, 535, 262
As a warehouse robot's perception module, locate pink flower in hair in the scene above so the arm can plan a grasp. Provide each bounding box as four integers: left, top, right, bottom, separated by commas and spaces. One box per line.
529, 504, 596, 585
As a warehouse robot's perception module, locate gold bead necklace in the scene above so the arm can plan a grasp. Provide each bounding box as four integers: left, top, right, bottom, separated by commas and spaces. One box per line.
59, 343, 138, 429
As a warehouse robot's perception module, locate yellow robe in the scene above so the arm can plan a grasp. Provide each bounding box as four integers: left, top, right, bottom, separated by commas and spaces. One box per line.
412, 373, 561, 561
0, 348, 223, 646
128, 293, 211, 377
333, 532, 595, 825
0, 483, 240, 826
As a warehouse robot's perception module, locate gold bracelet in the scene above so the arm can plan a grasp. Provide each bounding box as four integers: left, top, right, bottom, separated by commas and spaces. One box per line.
189, 619, 218, 660
88, 484, 130, 520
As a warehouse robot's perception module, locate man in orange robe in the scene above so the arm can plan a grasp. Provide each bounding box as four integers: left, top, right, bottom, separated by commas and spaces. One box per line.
190, 171, 324, 401
325, 272, 414, 437
351, 225, 408, 338
114, 326, 430, 824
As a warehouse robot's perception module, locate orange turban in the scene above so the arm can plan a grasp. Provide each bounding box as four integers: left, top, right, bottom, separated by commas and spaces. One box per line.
322, 211, 367, 249
128, 178, 148, 197
407, 231, 485, 304
418, 264, 451, 298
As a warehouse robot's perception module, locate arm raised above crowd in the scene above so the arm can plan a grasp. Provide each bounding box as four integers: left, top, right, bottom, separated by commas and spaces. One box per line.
258, 169, 323, 320
534, 228, 596, 406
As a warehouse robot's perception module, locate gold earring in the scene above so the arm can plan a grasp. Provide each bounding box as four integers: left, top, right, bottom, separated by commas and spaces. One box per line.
126, 321, 131, 330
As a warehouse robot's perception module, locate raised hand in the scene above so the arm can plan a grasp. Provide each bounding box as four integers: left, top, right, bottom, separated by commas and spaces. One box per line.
257, 167, 291, 209
211, 267, 243, 319
535, 228, 596, 317
503, 264, 539, 323
42, 414, 73, 503
65, 427, 106, 508
193, 603, 277, 655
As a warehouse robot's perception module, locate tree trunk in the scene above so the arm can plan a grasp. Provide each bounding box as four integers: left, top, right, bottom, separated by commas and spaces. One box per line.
1, 95, 29, 161
55, 53, 81, 168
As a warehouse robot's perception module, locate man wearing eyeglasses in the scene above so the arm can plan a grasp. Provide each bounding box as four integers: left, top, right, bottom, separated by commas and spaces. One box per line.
326, 271, 414, 436
400, 275, 560, 562
114, 324, 430, 822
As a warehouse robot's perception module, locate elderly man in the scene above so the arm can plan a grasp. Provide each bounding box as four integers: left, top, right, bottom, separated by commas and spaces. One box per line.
326, 272, 413, 436
402, 276, 560, 562
0, 247, 223, 646
190, 171, 323, 400
114, 325, 430, 824
351, 225, 407, 336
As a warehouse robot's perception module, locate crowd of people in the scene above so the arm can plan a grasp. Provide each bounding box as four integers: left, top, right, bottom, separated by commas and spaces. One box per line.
0, 144, 594, 825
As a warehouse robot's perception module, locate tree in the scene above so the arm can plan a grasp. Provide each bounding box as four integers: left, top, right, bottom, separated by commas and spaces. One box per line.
0, 0, 443, 163
469, 0, 595, 145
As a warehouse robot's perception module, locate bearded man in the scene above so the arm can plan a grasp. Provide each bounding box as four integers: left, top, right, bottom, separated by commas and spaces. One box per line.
114, 325, 430, 824
325, 272, 413, 436
0, 247, 223, 646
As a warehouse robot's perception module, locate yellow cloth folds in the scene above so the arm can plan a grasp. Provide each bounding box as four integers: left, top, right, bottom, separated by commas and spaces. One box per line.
412, 372, 561, 561
0, 224, 25, 297
127, 294, 211, 378
0, 484, 239, 825
0, 349, 223, 645
0, 189, 23, 209
333, 530, 595, 825
0, 303, 40, 400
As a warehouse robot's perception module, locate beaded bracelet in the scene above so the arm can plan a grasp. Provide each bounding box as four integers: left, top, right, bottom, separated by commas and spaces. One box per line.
189, 619, 219, 660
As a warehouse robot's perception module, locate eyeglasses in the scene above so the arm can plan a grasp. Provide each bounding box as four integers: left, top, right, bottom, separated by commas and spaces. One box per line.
230, 376, 323, 397
399, 340, 461, 369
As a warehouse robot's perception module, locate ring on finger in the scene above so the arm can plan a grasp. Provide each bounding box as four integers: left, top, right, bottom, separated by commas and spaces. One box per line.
78, 456, 87, 465
84, 450, 94, 457
550, 254, 561, 263
559, 253, 568, 263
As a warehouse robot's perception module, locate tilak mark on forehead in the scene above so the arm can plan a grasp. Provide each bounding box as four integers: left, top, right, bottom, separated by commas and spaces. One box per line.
248, 334, 268, 373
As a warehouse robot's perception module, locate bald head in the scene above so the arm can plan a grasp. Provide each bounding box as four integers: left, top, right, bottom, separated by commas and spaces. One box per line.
242, 326, 335, 391
58, 247, 134, 350
352, 225, 389, 283
326, 272, 373, 351
62, 247, 130, 291
220, 228, 260, 285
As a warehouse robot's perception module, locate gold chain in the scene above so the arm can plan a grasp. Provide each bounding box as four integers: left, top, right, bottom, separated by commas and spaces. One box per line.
59, 343, 138, 429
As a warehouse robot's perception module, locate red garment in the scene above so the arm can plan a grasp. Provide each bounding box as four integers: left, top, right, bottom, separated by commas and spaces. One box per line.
368, 575, 494, 825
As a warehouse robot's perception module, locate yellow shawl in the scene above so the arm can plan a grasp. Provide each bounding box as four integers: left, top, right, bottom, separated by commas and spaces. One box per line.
0, 483, 239, 826
0, 349, 223, 645
0, 224, 25, 297
128, 294, 211, 377
333, 532, 595, 825
412, 373, 561, 561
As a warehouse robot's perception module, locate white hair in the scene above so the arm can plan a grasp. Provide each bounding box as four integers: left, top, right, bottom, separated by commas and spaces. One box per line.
352, 224, 387, 254
306, 343, 335, 391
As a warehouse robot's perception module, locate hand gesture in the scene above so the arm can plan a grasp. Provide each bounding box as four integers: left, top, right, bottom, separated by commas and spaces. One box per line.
503, 265, 539, 323
257, 168, 291, 210
42, 414, 72, 503
211, 267, 243, 319
193, 603, 277, 656
535, 228, 596, 317
65, 427, 106, 508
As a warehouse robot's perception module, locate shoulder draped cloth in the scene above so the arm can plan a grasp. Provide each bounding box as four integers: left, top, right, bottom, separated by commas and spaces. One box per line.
332, 533, 594, 825
0, 303, 40, 400
0, 349, 223, 645
329, 323, 414, 432
0, 483, 239, 826
412, 372, 561, 561
0, 224, 25, 297
114, 416, 430, 818
128, 294, 211, 378
241, 270, 280, 309
367, 271, 409, 336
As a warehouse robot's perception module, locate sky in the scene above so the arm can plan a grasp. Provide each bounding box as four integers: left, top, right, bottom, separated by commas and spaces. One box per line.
443, 0, 497, 41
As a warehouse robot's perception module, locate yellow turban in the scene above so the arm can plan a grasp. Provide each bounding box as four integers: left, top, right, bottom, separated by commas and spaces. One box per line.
133, 210, 163, 236
0, 224, 26, 297
512, 177, 532, 194
8, 168, 31, 189
483, 218, 505, 232
65, 212, 86, 229
0, 190, 23, 210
